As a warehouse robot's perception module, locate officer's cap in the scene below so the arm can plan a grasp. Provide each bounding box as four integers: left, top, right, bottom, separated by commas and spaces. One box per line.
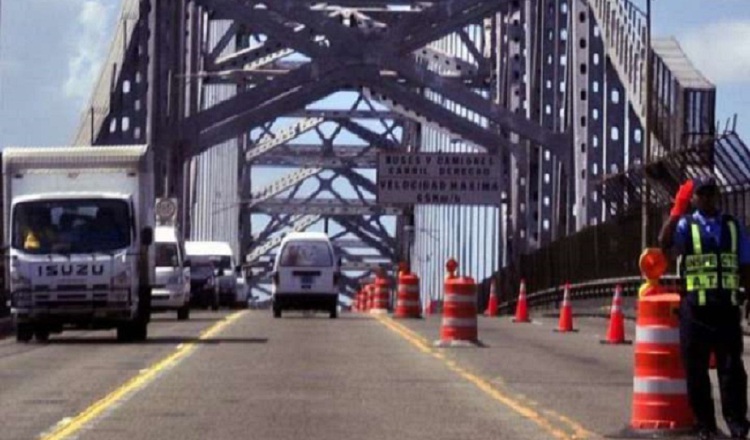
694, 176, 719, 194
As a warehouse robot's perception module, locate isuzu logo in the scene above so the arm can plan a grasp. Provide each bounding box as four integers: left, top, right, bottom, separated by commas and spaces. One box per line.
37, 264, 105, 277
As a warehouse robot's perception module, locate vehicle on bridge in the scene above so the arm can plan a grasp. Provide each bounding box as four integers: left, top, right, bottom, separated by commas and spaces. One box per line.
153, 226, 191, 320
185, 241, 243, 309
272, 232, 341, 319
2, 146, 155, 343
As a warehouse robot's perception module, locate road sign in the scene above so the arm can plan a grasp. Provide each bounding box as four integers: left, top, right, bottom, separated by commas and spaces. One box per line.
155, 198, 178, 225
377, 152, 502, 206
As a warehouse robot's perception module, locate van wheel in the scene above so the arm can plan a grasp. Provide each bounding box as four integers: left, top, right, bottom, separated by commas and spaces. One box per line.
177, 305, 190, 321
273, 307, 282, 319
34, 328, 50, 343
116, 325, 133, 342
132, 322, 148, 341
329, 307, 338, 319
16, 324, 33, 343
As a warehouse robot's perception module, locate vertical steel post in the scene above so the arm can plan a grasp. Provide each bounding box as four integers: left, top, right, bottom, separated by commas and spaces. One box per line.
641, 0, 652, 249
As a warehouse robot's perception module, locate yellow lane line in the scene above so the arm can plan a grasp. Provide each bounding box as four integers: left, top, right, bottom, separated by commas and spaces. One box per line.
376, 315, 595, 440
41, 311, 246, 440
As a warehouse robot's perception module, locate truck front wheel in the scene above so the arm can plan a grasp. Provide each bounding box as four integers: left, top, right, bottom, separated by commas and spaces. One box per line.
177, 305, 190, 321
132, 321, 148, 341
16, 324, 33, 343
117, 321, 147, 342
34, 328, 50, 343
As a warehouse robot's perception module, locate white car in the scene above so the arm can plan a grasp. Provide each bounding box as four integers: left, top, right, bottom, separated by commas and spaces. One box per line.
152, 226, 191, 320
271, 232, 340, 319
235, 276, 249, 308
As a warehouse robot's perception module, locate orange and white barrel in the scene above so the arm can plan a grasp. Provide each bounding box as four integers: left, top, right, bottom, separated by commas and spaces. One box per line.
370, 275, 390, 314
394, 270, 421, 319
365, 283, 375, 312
436, 259, 478, 346
356, 284, 367, 312
630, 293, 694, 432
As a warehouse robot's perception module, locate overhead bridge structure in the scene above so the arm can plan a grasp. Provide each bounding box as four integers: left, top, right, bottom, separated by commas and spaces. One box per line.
72, 0, 749, 302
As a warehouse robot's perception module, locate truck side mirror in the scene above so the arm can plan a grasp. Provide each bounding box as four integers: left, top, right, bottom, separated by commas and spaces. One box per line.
140, 227, 153, 246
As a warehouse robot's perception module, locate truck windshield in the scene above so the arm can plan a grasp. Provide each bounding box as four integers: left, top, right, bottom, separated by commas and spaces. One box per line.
12, 199, 132, 254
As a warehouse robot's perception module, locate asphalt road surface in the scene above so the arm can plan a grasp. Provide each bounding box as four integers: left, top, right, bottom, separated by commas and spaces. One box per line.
4, 308, 750, 440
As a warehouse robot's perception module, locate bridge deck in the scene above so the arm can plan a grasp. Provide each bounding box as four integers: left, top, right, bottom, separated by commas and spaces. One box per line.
0, 309, 746, 439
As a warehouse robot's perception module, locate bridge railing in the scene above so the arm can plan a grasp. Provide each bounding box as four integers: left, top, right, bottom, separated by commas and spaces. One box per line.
489, 275, 681, 315
493, 208, 664, 301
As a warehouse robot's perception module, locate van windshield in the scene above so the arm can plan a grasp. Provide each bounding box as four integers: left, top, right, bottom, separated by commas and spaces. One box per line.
279, 241, 333, 267
155, 243, 179, 267
12, 199, 131, 254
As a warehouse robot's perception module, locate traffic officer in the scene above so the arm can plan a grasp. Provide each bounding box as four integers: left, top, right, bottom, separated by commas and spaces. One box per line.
660, 176, 750, 439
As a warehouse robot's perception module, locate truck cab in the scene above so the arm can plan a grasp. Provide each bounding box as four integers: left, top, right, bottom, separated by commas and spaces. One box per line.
3, 146, 154, 343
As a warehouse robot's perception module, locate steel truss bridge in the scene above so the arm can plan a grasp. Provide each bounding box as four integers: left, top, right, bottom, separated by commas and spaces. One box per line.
72, 0, 749, 303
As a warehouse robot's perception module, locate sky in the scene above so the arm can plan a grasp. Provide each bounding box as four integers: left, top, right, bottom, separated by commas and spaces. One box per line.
0, 0, 747, 145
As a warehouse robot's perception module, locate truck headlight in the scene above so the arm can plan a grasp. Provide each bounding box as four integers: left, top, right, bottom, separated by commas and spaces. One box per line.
111, 270, 131, 289
13, 291, 32, 307
11, 272, 31, 290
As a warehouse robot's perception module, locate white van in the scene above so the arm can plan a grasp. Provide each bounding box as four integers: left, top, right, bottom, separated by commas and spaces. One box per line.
272, 232, 340, 318
153, 226, 191, 320
185, 241, 241, 308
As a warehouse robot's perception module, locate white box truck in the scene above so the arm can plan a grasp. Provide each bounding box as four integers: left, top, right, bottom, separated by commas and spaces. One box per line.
2, 146, 155, 343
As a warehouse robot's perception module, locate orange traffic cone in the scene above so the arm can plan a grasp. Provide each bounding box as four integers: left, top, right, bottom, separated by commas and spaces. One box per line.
710, 352, 717, 369
554, 282, 577, 332
601, 284, 631, 344
513, 279, 531, 323
484, 279, 499, 317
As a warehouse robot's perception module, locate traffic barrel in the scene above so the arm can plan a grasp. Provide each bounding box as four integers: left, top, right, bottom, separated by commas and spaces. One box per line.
554, 282, 577, 333
356, 284, 368, 312
628, 293, 694, 433
423, 296, 433, 316
366, 283, 375, 312
601, 284, 631, 344
513, 279, 531, 323
394, 268, 421, 319
483, 278, 499, 317
435, 259, 479, 347
369, 274, 390, 314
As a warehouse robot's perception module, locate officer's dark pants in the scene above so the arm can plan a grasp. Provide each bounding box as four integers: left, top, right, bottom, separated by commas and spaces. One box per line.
680, 300, 749, 432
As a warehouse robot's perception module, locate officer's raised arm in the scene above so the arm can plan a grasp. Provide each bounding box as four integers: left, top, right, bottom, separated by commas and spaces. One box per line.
659, 180, 694, 251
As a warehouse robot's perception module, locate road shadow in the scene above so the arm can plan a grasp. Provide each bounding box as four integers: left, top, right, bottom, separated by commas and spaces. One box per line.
276, 314, 364, 320
151, 317, 224, 323
42, 336, 269, 345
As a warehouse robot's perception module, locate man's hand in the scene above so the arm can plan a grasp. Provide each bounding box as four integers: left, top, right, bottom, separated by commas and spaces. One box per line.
670, 180, 694, 218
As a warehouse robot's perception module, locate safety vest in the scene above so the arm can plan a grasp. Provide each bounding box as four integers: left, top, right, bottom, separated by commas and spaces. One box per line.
680, 214, 740, 306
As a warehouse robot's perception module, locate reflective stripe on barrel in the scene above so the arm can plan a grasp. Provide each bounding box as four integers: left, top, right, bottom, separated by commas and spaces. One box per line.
633, 378, 687, 395
635, 327, 679, 344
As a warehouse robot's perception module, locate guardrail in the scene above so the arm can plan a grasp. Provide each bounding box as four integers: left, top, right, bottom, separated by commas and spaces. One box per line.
493, 275, 681, 314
